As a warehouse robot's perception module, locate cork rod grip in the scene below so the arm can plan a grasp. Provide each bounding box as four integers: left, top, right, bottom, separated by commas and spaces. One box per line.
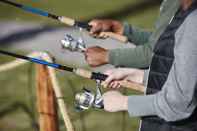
59, 16, 75, 26
100, 32, 128, 43
119, 80, 145, 93
74, 68, 92, 79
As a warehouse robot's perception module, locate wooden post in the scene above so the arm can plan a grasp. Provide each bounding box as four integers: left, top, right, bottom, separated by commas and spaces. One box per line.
36, 64, 59, 131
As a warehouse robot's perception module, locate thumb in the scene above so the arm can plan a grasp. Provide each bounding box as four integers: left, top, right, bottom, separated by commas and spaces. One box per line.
104, 69, 114, 76
102, 75, 115, 88
88, 20, 98, 26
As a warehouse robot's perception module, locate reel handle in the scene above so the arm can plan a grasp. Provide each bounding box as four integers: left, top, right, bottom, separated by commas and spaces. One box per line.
74, 68, 145, 93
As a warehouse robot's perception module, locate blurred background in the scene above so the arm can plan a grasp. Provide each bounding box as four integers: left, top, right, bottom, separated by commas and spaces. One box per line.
0, 0, 161, 131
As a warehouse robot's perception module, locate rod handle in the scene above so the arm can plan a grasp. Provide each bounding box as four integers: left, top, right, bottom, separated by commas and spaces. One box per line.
119, 80, 145, 93
74, 68, 107, 81
74, 68, 145, 93
100, 32, 128, 43
59, 16, 128, 43
74, 68, 92, 79
59, 16, 75, 26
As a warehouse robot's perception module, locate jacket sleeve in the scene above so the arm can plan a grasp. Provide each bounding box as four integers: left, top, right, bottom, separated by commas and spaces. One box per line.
123, 22, 152, 45
109, 42, 153, 68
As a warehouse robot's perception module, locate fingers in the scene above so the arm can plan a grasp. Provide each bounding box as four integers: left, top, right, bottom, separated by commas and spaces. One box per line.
98, 32, 110, 39
102, 69, 114, 87
102, 69, 121, 89
84, 46, 108, 67
88, 19, 114, 38
88, 20, 102, 35
111, 81, 121, 89
103, 91, 127, 112
84, 47, 95, 66
103, 75, 114, 88
88, 19, 98, 26
108, 81, 121, 89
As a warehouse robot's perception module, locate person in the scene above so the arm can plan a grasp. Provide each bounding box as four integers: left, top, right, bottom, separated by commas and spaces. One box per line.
84, 0, 197, 131
85, 0, 180, 68
85, 0, 180, 95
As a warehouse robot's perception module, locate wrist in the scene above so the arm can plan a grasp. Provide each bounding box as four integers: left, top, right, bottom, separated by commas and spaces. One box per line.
122, 96, 128, 111
119, 68, 137, 77
103, 49, 109, 64
112, 21, 124, 35
128, 68, 138, 75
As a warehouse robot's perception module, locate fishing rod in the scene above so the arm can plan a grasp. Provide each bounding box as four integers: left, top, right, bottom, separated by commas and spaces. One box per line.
0, 0, 89, 29
0, 50, 144, 111
0, 0, 128, 43
0, 50, 145, 92
0, 50, 107, 81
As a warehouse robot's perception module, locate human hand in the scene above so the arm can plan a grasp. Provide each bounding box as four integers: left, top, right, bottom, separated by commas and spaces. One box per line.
89, 19, 124, 38
102, 68, 130, 88
103, 91, 128, 112
102, 68, 144, 89
84, 46, 109, 67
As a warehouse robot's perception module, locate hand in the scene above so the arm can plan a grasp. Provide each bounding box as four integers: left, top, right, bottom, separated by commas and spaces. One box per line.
102, 68, 130, 88
102, 68, 144, 89
103, 91, 128, 112
84, 46, 109, 67
89, 19, 124, 38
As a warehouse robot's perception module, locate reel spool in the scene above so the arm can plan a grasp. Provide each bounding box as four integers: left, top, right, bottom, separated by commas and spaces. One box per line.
61, 34, 86, 52
75, 81, 104, 111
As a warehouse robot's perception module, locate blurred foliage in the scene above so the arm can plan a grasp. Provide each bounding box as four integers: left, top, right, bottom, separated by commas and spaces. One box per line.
0, 0, 160, 131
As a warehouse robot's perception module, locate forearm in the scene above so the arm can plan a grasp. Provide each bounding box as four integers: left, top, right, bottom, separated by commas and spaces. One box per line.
127, 60, 197, 121
128, 95, 156, 117
127, 88, 196, 122
123, 22, 152, 45
109, 44, 153, 68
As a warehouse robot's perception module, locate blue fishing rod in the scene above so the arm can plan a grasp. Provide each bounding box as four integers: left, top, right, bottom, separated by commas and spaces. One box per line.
0, 50, 108, 81
0, 49, 106, 111
0, 49, 145, 94
0, 0, 128, 42
0, 50, 145, 112
0, 49, 145, 112
0, 0, 91, 30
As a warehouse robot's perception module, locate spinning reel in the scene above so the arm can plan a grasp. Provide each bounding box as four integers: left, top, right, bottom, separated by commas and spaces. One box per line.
75, 81, 104, 111
61, 34, 86, 52
61, 34, 104, 112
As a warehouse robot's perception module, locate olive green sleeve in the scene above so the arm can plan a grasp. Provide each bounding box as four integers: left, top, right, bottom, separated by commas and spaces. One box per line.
123, 22, 152, 45
110, 0, 180, 68
109, 43, 153, 68
109, 23, 155, 68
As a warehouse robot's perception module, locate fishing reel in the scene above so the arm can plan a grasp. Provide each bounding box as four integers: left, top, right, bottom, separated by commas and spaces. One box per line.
75, 81, 104, 111
61, 34, 86, 52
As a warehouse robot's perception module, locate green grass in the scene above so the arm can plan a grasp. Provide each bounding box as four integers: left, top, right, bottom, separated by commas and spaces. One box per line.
0, 0, 159, 131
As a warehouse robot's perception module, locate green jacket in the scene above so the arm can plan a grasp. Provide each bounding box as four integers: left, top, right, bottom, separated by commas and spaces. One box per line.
109, 0, 180, 68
